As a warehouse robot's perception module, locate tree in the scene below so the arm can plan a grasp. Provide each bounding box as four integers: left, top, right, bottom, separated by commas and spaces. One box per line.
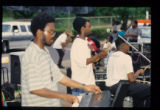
91, 7, 151, 30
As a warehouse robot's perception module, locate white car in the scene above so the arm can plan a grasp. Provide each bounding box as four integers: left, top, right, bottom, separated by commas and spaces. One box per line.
138, 26, 151, 44
2, 21, 33, 53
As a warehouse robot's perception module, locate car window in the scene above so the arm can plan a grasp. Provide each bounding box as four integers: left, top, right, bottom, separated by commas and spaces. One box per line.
140, 27, 151, 38
27, 25, 31, 32
20, 25, 27, 32
3, 24, 11, 32
12, 25, 19, 32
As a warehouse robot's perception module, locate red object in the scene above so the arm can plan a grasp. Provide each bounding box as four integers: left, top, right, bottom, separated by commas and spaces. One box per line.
138, 19, 151, 25
87, 37, 98, 52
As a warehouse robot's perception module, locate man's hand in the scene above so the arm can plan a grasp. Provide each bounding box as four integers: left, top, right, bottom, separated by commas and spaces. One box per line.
99, 49, 108, 59
66, 37, 72, 44
60, 94, 79, 104
137, 69, 145, 75
125, 33, 138, 37
84, 85, 102, 95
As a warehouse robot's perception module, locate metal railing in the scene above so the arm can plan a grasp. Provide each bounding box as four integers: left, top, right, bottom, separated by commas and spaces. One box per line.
117, 34, 151, 63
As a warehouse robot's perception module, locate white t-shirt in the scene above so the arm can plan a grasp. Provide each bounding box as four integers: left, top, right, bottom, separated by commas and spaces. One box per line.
105, 51, 134, 86
53, 33, 67, 49
70, 37, 95, 85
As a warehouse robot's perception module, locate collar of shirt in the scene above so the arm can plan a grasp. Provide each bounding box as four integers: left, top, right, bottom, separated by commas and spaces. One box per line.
32, 42, 49, 54
116, 51, 125, 55
76, 35, 88, 41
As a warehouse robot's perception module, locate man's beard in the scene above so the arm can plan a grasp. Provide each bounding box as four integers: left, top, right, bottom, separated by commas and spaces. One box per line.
85, 31, 92, 37
42, 33, 53, 46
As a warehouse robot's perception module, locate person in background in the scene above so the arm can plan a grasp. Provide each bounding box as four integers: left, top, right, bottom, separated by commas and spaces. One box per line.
71, 17, 107, 96
117, 26, 126, 37
88, 34, 101, 54
53, 30, 74, 68
21, 13, 102, 107
103, 35, 116, 68
110, 20, 121, 42
105, 37, 150, 107
125, 20, 142, 42
111, 20, 118, 41
87, 34, 102, 71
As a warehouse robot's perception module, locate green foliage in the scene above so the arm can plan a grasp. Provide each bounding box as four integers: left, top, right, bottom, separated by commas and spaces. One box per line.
52, 13, 75, 18
54, 28, 66, 40
54, 27, 109, 41
91, 27, 109, 40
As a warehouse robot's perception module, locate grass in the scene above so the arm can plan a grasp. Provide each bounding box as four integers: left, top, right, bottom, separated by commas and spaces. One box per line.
3, 17, 15, 22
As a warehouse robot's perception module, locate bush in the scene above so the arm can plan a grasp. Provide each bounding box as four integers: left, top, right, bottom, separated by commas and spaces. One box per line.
54, 28, 66, 39
91, 27, 109, 40
54, 27, 109, 42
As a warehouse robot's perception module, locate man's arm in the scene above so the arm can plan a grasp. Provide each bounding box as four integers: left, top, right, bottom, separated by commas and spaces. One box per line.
30, 88, 79, 103
125, 33, 138, 37
127, 69, 145, 82
61, 37, 72, 49
86, 54, 100, 65
86, 49, 108, 65
59, 76, 102, 94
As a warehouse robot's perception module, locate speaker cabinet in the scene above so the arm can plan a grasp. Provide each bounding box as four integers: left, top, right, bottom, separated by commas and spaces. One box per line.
10, 55, 21, 85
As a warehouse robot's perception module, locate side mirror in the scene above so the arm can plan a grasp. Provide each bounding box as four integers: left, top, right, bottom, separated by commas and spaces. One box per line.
14, 29, 19, 33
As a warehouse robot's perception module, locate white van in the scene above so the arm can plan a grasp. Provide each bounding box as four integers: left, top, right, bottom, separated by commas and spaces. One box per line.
2, 21, 34, 53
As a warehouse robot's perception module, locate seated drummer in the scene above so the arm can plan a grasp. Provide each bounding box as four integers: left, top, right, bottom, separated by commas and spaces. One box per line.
105, 37, 150, 107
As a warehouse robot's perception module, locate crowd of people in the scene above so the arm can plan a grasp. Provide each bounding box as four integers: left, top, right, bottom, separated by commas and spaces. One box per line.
21, 12, 150, 107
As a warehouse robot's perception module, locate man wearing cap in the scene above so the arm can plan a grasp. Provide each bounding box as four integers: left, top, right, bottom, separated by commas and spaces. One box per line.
53, 30, 74, 68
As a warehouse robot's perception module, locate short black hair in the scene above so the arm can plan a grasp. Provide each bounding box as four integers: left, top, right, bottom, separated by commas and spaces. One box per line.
108, 35, 113, 42
73, 17, 89, 34
132, 20, 138, 25
31, 12, 55, 37
115, 37, 126, 49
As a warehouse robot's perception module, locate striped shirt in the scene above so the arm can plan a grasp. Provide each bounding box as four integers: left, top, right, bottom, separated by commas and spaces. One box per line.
21, 42, 64, 107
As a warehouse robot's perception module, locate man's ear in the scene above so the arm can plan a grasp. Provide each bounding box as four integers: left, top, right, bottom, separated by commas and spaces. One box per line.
36, 29, 43, 38
81, 26, 85, 33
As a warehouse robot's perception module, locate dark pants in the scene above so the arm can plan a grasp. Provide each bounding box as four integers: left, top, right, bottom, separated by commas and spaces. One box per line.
110, 81, 150, 107
56, 49, 64, 67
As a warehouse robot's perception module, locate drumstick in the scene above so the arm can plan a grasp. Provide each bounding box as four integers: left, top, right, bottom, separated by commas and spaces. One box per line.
144, 64, 151, 71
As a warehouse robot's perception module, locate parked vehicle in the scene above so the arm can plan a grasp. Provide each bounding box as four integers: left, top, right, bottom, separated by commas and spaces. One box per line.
2, 21, 34, 53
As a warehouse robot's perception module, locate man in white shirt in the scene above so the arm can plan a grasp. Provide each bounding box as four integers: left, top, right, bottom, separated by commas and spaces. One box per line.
105, 37, 150, 107
53, 30, 73, 68
71, 17, 107, 96
21, 13, 102, 107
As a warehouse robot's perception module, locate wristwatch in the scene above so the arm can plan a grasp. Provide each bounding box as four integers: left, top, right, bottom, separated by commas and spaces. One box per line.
81, 84, 86, 90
